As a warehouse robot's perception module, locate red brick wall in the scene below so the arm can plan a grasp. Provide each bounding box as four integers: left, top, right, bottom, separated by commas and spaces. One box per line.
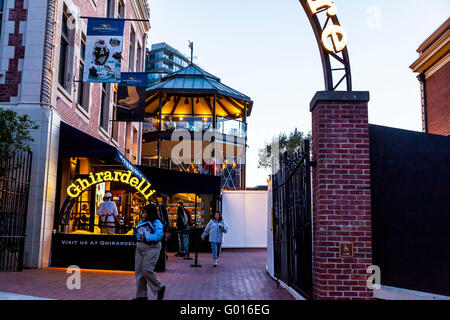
426, 61, 450, 136
0, 0, 27, 102
311, 97, 373, 300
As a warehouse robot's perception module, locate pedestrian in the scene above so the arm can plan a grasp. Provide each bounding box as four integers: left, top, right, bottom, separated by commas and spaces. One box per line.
155, 203, 170, 272
201, 211, 228, 267
175, 202, 189, 257
97, 192, 119, 235
133, 203, 166, 300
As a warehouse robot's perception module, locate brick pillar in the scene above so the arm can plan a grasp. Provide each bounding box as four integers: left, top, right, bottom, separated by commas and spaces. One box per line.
310, 91, 373, 300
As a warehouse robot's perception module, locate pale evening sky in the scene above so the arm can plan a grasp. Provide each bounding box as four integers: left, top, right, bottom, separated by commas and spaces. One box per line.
146, 0, 450, 187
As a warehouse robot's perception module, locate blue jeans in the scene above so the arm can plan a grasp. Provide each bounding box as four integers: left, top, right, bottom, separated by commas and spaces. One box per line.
178, 231, 189, 253
211, 242, 222, 260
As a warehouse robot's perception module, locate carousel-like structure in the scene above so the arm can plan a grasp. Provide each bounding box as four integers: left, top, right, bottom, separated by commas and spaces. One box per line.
143, 64, 254, 190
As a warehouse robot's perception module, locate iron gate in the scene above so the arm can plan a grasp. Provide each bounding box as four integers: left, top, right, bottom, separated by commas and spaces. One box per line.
272, 140, 313, 299
0, 151, 33, 271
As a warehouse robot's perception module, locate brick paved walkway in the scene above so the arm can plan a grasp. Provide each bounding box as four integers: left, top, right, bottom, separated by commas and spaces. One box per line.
0, 249, 293, 300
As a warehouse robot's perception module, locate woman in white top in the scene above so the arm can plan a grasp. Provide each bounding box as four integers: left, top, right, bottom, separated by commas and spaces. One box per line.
201, 211, 228, 267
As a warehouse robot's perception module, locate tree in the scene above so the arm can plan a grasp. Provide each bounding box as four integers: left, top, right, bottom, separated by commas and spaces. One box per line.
0, 109, 39, 168
258, 128, 311, 170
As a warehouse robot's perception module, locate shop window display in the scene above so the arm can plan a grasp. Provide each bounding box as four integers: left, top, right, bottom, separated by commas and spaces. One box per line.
56, 157, 149, 236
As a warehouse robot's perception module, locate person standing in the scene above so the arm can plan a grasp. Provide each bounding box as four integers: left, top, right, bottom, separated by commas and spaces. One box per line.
97, 192, 119, 235
201, 211, 228, 267
175, 202, 189, 257
134, 203, 166, 300
155, 203, 170, 272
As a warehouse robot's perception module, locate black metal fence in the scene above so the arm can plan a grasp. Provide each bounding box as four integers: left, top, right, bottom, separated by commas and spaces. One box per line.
272, 140, 313, 299
0, 151, 33, 271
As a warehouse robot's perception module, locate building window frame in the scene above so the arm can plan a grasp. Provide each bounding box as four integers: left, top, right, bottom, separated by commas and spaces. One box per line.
129, 26, 136, 72
58, 6, 72, 91
118, 0, 125, 19
100, 83, 110, 132
111, 84, 119, 142
106, 0, 114, 18
77, 33, 90, 113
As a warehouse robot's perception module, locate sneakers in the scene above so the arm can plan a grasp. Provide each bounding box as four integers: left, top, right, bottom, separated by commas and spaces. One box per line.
214, 260, 218, 267
157, 285, 166, 300
174, 252, 185, 257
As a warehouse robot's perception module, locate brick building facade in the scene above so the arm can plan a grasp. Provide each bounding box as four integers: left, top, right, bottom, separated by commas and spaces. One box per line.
410, 18, 449, 136
0, 0, 150, 268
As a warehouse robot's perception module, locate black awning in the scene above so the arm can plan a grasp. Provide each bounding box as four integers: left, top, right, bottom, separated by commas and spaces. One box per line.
137, 165, 221, 196
59, 121, 117, 158
59, 121, 148, 183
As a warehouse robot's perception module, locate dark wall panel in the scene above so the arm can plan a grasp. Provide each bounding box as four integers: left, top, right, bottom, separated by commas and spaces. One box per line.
370, 125, 450, 296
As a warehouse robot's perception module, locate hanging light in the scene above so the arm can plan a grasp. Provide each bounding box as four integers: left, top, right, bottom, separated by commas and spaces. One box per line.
184, 97, 189, 104
196, 98, 200, 104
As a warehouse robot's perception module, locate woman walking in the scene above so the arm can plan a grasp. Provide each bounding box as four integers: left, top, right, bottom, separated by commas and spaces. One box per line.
201, 211, 228, 267
134, 203, 166, 300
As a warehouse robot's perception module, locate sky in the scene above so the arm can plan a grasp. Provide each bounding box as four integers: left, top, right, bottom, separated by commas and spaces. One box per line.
146, 0, 450, 187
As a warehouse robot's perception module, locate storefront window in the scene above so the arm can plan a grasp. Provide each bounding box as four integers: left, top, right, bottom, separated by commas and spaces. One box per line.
58, 157, 149, 236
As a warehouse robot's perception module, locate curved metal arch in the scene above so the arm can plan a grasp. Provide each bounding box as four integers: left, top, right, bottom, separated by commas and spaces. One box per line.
299, 0, 352, 91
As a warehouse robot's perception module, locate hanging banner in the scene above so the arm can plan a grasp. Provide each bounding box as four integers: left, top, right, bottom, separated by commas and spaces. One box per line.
116, 72, 147, 122
84, 18, 125, 83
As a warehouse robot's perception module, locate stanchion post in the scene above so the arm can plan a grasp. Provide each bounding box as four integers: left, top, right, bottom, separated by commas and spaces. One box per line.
191, 194, 202, 268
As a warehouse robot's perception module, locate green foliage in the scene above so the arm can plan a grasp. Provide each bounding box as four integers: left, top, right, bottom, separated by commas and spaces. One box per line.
0, 109, 39, 165
257, 128, 311, 170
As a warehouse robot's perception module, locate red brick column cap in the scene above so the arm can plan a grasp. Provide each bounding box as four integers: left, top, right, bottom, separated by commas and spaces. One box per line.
310, 91, 370, 112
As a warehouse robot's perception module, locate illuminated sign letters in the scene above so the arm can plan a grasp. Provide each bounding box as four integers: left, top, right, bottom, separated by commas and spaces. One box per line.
67, 170, 156, 200
307, 0, 347, 53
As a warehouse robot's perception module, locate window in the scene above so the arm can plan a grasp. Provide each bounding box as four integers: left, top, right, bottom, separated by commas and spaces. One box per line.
77, 33, 89, 111
112, 85, 119, 141
129, 27, 136, 71
118, 0, 125, 18
0, 0, 4, 36
100, 83, 110, 131
136, 42, 142, 71
125, 123, 132, 160
106, 0, 114, 18
132, 128, 138, 164
58, 6, 71, 90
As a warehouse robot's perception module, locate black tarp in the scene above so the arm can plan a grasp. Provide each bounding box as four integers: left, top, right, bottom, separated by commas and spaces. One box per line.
369, 124, 450, 296
138, 165, 221, 196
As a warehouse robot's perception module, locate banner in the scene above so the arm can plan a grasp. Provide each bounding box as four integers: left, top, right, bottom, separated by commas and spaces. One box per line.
84, 18, 125, 83
116, 72, 147, 122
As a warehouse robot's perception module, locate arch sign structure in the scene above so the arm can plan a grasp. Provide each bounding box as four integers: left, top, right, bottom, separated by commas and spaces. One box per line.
299, 0, 352, 91
67, 170, 156, 200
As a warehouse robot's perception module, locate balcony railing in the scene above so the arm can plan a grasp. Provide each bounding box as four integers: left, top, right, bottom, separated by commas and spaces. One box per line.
143, 116, 247, 138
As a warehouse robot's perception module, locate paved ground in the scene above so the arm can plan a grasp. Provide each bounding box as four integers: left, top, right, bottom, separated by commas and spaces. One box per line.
0, 249, 293, 300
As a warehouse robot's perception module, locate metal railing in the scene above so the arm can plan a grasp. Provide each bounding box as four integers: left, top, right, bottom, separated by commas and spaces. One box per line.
0, 151, 33, 271
143, 116, 247, 138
